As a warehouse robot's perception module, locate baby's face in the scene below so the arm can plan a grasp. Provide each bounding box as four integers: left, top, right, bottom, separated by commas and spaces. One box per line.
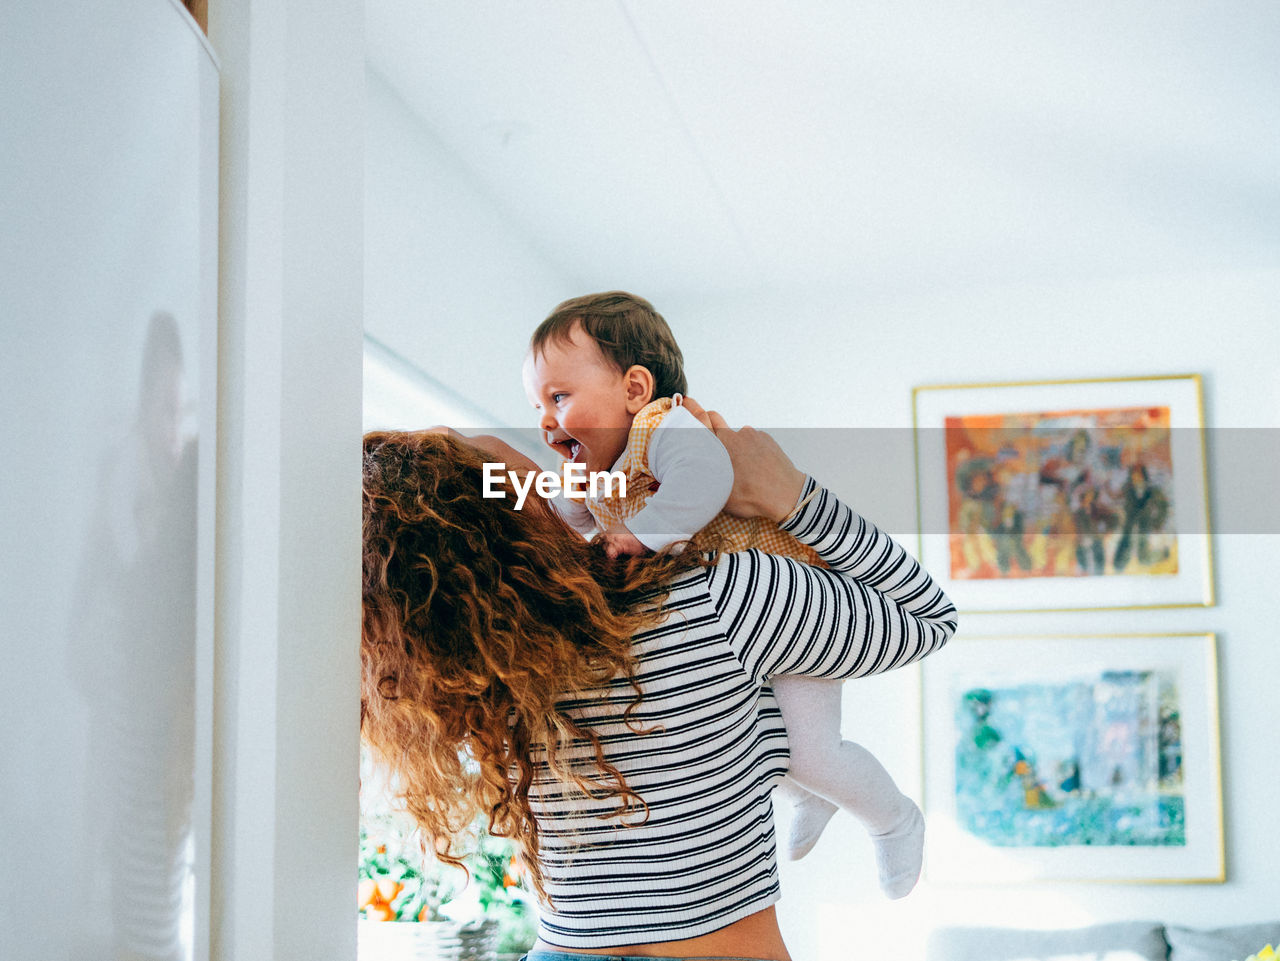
523, 324, 633, 474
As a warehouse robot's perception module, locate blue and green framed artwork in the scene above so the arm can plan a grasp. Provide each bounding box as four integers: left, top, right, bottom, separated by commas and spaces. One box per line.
922, 633, 1223, 883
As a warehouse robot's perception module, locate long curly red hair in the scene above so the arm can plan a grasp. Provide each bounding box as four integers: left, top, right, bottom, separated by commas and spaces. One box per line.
361, 430, 709, 899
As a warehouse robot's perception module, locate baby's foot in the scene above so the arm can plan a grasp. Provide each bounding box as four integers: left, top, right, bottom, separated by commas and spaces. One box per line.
787, 794, 838, 860
872, 801, 925, 899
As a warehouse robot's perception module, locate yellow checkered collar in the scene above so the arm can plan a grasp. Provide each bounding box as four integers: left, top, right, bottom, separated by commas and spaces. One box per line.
612, 396, 678, 480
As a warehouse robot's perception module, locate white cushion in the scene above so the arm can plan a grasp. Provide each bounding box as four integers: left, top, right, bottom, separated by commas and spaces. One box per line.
926, 922, 1169, 961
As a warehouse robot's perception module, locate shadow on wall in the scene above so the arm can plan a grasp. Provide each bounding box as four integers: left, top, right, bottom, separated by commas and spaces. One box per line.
67, 311, 198, 961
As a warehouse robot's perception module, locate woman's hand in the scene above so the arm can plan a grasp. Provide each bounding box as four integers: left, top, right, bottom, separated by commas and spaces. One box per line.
679, 398, 807, 524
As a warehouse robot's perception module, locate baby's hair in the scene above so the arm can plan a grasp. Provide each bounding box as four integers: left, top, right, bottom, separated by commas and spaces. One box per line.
531, 291, 688, 399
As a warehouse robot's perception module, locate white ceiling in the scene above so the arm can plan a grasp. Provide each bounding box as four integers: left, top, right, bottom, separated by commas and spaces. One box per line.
366, 1, 1279, 305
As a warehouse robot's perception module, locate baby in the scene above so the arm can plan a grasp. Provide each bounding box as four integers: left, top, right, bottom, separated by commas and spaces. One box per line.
522, 291, 926, 899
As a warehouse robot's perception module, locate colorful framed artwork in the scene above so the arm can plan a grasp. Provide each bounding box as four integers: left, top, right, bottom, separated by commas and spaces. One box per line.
922, 633, 1224, 884
913, 374, 1214, 612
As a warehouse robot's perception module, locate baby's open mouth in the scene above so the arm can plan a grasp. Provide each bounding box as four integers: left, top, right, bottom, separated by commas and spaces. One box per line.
552, 437, 582, 462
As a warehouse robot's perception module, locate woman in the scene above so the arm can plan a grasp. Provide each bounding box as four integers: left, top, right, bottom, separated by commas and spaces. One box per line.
361, 411, 957, 961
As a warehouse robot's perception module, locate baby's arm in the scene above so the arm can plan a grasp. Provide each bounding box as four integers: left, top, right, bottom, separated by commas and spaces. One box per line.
550, 491, 601, 540
612, 403, 733, 554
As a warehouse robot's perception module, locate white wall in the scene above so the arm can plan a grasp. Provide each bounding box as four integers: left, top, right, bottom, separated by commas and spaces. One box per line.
210, 1, 364, 959
1, 4, 217, 959
662, 268, 1280, 961
364, 68, 574, 429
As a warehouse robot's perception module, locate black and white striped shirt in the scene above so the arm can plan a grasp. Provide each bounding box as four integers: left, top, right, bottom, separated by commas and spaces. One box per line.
530, 479, 958, 948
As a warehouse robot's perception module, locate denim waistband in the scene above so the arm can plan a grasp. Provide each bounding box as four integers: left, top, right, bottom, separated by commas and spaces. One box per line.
521, 953, 772, 961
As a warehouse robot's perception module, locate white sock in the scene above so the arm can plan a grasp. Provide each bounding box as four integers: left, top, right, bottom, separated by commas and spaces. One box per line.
872, 800, 925, 900
787, 792, 838, 860
772, 676, 922, 888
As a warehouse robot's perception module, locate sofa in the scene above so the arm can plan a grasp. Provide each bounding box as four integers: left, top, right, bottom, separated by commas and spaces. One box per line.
926, 920, 1280, 961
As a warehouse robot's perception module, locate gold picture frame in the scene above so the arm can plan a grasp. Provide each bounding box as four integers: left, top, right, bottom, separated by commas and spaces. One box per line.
912, 374, 1214, 613
921, 632, 1225, 884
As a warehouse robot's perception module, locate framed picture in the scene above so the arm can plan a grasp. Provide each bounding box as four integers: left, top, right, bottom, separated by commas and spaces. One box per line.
922, 633, 1224, 884
913, 374, 1214, 612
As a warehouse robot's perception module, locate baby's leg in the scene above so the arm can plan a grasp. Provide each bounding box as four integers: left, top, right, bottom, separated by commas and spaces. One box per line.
773, 675, 925, 899
773, 773, 838, 861
772, 677, 841, 860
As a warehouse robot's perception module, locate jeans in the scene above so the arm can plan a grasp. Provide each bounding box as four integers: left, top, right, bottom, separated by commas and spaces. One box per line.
521, 953, 772, 961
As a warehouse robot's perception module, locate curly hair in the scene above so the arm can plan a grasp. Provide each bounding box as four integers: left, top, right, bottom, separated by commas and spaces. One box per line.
361, 429, 710, 900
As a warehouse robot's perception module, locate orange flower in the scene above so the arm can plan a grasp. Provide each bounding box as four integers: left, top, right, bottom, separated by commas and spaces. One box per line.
503, 855, 524, 887
365, 903, 394, 922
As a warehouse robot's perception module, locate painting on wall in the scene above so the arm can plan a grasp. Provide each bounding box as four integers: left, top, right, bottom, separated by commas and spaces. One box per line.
913, 375, 1213, 612
922, 634, 1224, 884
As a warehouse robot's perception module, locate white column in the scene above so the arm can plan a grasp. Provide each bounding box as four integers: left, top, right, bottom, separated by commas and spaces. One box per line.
209, 1, 363, 959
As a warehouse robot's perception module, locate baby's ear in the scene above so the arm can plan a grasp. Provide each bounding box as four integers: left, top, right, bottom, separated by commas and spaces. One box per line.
624, 365, 656, 413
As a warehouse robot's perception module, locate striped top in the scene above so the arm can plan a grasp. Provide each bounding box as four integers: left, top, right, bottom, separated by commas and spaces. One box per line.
529, 479, 958, 948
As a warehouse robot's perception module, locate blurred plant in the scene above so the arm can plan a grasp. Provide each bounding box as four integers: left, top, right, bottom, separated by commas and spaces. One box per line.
358, 818, 459, 922
359, 779, 536, 949
467, 828, 538, 953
